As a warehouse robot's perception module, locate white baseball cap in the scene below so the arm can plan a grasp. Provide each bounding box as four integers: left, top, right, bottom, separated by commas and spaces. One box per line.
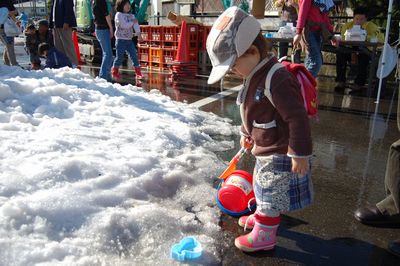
206, 6, 261, 84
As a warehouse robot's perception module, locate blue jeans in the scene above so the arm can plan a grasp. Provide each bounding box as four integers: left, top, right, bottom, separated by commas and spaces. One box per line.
304, 31, 323, 78
113, 39, 139, 68
95, 29, 113, 81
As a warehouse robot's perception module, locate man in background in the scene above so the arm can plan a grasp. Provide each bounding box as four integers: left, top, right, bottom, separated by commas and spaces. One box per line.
49, 0, 78, 67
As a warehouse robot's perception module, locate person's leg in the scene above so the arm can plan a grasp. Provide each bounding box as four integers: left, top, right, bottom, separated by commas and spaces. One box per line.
126, 40, 143, 78
235, 156, 282, 252
278, 42, 289, 60
113, 39, 126, 68
293, 47, 301, 63
126, 40, 139, 67
0, 29, 9, 65
304, 31, 323, 78
53, 28, 63, 53
355, 139, 400, 226
376, 139, 400, 215
354, 52, 370, 87
111, 39, 126, 78
95, 29, 113, 80
58, 28, 78, 66
4, 36, 18, 66
3, 48, 10, 65
336, 52, 349, 83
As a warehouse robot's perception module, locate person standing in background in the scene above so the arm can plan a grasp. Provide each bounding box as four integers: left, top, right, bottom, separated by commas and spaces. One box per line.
334, 7, 384, 94
293, 0, 339, 77
111, 0, 142, 79
49, 0, 78, 67
18, 11, 28, 32
273, 0, 301, 63
354, 88, 400, 256
93, 0, 114, 81
0, 0, 19, 66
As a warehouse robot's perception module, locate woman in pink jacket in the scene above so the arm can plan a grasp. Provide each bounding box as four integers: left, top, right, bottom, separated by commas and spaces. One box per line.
293, 0, 339, 77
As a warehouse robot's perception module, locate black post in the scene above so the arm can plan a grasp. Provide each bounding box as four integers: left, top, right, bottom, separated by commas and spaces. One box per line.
157, 12, 160, 26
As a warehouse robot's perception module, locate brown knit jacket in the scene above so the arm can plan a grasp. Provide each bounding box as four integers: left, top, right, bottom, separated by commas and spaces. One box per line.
238, 56, 312, 157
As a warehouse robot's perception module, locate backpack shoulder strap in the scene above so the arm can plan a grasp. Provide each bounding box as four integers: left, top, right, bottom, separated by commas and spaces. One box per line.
264, 63, 285, 107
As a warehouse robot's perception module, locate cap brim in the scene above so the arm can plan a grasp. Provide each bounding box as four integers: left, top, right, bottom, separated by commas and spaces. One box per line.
207, 55, 236, 84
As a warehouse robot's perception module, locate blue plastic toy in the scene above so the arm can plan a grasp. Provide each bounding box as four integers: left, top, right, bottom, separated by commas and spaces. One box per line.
171, 236, 202, 261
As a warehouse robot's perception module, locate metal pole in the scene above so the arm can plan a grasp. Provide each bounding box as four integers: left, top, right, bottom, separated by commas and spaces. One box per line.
376, 0, 394, 104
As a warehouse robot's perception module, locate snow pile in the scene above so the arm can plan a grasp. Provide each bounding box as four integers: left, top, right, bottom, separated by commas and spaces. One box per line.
0, 65, 236, 265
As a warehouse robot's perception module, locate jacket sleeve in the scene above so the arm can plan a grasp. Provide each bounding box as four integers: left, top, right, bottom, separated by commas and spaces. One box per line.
132, 15, 140, 34
240, 125, 250, 137
271, 72, 312, 157
296, 0, 311, 34
340, 22, 351, 39
364, 22, 384, 42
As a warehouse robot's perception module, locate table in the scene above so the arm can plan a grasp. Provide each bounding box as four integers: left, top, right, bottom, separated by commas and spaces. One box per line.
329, 40, 382, 97
265, 36, 383, 97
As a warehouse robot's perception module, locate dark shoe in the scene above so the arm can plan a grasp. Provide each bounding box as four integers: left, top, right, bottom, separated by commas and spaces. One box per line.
334, 82, 346, 93
388, 239, 400, 257
354, 206, 400, 227
348, 84, 366, 96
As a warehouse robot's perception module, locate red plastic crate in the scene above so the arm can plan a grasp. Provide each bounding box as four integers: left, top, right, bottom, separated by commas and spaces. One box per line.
151, 26, 164, 42
163, 49, 177, 65
140, 25, 151, 42
187, 24, 199, 50
138, 46, 149, 63
163, 26, 179, 42
199, 26, 211, 51
149, 47, 163, 68
188, 49, 199, 63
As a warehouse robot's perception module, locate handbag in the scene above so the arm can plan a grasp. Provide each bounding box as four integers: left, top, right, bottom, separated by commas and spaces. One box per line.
4, 17, 21, 37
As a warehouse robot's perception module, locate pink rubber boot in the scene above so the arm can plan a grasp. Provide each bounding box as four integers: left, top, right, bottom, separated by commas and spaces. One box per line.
235, 213, 280, 252
238, 214, 255, 230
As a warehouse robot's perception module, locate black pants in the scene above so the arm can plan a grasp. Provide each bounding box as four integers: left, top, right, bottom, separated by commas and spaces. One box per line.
278, 42, 301, 63
336, 50, 370, 86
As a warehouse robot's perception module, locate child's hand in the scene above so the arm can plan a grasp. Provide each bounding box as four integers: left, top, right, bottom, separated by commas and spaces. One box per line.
240, 136, 253, 150
291, 157, 309, 176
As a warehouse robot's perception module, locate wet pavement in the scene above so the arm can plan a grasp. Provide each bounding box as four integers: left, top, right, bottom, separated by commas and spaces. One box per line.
81, 65, 400, 266
2, 43, 400, 264
104, 66, 399, 266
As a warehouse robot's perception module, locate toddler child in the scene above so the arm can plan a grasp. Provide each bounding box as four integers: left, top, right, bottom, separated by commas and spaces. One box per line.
207, 6, 313, 252
38, 42, 72, 69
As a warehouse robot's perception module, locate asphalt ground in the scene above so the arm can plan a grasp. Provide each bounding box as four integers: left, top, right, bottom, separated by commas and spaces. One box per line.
2, 41, 400, 264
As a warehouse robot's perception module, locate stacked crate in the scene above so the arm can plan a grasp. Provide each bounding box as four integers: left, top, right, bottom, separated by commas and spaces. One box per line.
138, 25, 151, 67
162, 26, 179, 67
149, 26, 164, 69
187, 24, 199, 63
138, 25, 211, 72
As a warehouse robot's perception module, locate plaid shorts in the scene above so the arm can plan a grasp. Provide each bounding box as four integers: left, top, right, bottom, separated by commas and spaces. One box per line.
253, 154, 314, 214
